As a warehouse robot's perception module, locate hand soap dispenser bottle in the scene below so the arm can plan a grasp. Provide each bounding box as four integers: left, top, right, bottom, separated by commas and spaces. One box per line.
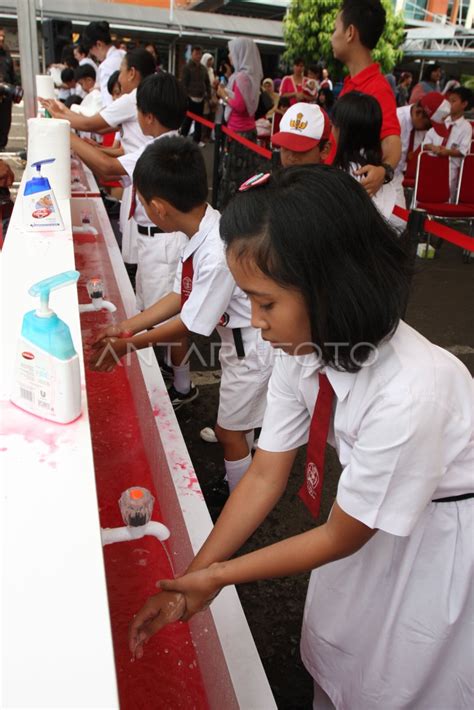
24, 158, 64, 231
11, 271, 82, 424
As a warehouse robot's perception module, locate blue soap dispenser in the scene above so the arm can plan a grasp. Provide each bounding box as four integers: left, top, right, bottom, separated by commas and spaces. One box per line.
24, 158, 64, 231
11, 270, 82, 423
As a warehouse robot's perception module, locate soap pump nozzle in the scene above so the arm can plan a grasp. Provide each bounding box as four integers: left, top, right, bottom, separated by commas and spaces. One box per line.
24, 159, 57, 197
29, 270, 80, 318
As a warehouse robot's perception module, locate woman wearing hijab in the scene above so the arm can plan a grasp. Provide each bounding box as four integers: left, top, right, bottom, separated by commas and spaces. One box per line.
216, 37, 264, 208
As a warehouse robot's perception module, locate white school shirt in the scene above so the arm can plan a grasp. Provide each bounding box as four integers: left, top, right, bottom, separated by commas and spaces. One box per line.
423, 115, 472, 198
79, 56, 98, 71
349, 163, 396, 221
259, 320, 473, 536
71, 88, 103, 117
100, 88, 151, 154
395, 104, 426, 176
423, 115, 472, 159
118, 130, 179, 227
172, 204, 251, 335
97, 46, 125, 107
71, 89, 103, 141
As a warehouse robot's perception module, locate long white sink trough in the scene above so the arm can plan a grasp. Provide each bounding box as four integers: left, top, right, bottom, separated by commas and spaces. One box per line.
1, 161, 276, 709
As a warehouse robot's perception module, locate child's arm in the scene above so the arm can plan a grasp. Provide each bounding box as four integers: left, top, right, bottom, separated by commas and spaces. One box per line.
437, 146, 463, 158
89, 316, 189, 371
159, 500, 374, 621
98, 145, 124, 158
93, 292, 182, 342
129, 447, 375, 656
355, 134, 401, 197
70, 132, 125, 179
39, 99, 110, 133
89, 292, 183, 371
129, 446, 297, 655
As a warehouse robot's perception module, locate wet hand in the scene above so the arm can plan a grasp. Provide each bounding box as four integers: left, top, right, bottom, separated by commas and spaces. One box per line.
89, 336, 128, 372
159, 563, 223, 621
354, 164, 386, 197
129, 591, 186, 659
90, 324, 125, 348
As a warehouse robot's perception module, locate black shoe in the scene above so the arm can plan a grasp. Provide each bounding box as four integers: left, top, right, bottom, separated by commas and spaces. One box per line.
168, 384, 199, 410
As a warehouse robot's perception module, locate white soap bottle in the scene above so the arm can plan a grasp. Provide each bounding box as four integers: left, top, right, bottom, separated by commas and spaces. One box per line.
11, 270, 82, 424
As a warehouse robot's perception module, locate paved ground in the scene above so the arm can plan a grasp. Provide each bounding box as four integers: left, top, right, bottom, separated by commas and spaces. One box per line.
6, 114, 473, 709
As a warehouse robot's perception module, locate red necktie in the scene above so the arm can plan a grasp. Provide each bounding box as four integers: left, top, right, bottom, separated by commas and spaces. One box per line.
299, 373, 335, 518
181, 255, 194, 307
441, 124, 453, 147
128, 186, 137, 220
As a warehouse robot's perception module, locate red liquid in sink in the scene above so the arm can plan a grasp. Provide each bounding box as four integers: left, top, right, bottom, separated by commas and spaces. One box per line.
76, 236, 209, 709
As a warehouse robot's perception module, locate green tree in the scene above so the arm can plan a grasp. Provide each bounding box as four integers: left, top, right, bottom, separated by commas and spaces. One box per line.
283, 0, 405, 77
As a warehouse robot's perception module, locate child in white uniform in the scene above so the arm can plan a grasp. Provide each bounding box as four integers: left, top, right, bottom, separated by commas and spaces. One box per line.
423, 87, 473, 201
332, 92, 396, 221
90, 136, 273, 490
129, 166, 473, 710
67, 73, 188, 311
41, 49, 156, 275
394, 91, 450, 207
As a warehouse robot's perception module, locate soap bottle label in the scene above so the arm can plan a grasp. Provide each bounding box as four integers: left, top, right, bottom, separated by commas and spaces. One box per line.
17, 347, 55, 414
27, 188, 63, 230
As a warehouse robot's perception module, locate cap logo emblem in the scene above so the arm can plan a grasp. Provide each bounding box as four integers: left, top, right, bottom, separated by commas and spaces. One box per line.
290, 112, 308, 132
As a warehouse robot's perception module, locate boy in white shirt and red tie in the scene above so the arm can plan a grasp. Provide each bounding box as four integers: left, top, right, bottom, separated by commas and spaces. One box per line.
66, 73, 189, 312
423, 86, 473, 200
90, 136, 273, 491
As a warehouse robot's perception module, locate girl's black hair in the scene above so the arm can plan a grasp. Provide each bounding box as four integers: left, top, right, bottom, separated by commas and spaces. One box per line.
317, 87, 334, 109
107, 70, 120, 96
136, 73, 187, 129
332, 91, 382, 172
220, 165, 410, 372
124, 48, 156, 80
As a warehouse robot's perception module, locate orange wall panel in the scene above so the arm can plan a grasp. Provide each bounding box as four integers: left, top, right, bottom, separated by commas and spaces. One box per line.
426, 0, 449, 19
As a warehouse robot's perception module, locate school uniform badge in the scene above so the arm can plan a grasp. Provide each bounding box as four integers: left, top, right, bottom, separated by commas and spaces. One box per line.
305, 462, 319, 499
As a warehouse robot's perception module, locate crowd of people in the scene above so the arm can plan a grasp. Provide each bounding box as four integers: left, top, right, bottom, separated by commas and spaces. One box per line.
33, 2, 474, 708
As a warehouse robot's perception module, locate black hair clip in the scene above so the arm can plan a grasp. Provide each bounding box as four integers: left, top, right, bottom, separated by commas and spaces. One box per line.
239, 172, 271, 192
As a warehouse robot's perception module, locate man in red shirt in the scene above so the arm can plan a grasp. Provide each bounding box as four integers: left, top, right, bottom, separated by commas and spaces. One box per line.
330, 0, 401, 197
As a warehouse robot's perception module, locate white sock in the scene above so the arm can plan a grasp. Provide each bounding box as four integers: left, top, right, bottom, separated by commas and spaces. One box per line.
224, 453, 252, 492
173, 363, 191, 394
245, 431, 254, 451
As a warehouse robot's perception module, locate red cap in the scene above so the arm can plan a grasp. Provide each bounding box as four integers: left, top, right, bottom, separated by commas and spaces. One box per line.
419, 92, 451, 123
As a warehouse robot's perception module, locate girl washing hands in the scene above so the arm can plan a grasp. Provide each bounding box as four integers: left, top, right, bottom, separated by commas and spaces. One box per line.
129, 166, 473, 709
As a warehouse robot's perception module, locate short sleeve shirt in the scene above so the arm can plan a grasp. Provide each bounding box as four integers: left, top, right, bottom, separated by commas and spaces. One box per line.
97, 46, 125, 107
259, 321, 474, 537
117, 130, 178, 226
279, 75, 304, 106
396, 104, 427, 175
339, 63, 400, 139
172, 205, 252, 335
423, 116, 472, 157
100, 89, 152, 154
